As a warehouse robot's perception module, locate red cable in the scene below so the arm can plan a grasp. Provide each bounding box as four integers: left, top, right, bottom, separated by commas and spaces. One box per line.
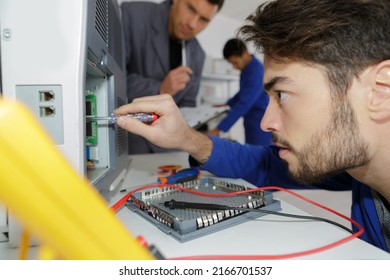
111, 184, 156, 212
112, 183, 364, 259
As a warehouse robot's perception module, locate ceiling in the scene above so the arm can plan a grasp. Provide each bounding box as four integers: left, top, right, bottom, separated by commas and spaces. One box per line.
219, 0, 267, 22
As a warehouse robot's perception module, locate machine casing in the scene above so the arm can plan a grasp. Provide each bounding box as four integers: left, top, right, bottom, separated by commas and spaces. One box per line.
0, 0, 129, 246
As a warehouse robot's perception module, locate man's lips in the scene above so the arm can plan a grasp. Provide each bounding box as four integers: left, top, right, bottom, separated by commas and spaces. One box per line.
278, 147, 289, 157
273, 143, 290, 157
180, 26, 191, 37
272, 142, 288, 149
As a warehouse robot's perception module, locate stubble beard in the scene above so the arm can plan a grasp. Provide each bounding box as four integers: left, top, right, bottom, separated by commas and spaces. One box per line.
279, 101, 369, 185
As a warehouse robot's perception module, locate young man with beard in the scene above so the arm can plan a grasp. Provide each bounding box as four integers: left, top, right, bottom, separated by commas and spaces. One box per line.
114, 0, 390, 253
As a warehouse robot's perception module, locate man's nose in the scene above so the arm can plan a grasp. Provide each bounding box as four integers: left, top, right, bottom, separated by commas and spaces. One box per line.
260, 103, 281, 132
188, 14, 201, 29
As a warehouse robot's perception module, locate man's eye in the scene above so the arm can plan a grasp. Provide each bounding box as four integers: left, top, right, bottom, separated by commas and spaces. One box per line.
277, 91, 288, 100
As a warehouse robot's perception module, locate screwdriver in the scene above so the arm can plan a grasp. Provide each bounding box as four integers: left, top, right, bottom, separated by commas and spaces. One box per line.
86, 113, 158, 124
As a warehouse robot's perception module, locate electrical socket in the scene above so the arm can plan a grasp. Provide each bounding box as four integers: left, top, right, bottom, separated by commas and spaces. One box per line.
16, 85, 64, 144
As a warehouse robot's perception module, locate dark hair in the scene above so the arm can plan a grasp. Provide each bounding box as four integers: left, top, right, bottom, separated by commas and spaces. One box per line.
207, 0, 224, 11
223, 38, 247, 59
239, 0, 390, 97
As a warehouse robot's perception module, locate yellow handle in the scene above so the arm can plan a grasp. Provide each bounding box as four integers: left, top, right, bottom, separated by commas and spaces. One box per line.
0, 99, 154, 260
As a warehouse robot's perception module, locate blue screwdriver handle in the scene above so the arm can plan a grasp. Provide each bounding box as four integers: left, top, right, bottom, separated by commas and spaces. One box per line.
157, 168, 200, 184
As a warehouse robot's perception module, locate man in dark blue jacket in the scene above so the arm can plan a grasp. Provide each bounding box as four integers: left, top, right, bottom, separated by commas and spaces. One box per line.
209, 38, 271, 145
114, 0, 390, 253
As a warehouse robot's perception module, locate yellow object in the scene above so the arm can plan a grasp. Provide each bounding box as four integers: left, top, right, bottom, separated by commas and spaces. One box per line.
18, 229, 30, 260
0, 99, 154, 260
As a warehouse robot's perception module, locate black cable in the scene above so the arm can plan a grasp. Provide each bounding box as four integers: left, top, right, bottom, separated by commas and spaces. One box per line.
162, 200, 354, 234
226, 206, 354, 234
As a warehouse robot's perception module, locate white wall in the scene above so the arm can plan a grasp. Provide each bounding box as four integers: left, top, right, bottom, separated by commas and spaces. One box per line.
197, 14, 242, 58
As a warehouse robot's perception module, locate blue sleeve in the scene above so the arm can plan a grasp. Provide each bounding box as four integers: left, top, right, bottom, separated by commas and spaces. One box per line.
201, 136, 302, 188
198, 136, 353, 191
226, 94, 239, 108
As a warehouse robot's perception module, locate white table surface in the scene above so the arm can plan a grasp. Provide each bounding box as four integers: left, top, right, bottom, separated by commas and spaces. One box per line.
111, 152, 390, 260
1, 152, 389, 260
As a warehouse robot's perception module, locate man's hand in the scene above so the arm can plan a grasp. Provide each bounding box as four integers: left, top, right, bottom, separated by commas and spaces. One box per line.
113, 94, 212, 163
159, 66, 193, 95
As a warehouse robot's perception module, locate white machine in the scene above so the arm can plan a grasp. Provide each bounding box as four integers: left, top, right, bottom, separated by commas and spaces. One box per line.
0, 0, 129, 246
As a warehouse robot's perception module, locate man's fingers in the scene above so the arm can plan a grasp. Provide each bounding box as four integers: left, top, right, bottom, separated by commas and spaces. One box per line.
114, 94, 174, 117
116, 116, 155, 140
174, 65, 193, 75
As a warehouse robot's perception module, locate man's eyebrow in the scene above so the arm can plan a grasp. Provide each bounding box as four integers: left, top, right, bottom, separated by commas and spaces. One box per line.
264, 76, 290, 92
188, 2, 212, 23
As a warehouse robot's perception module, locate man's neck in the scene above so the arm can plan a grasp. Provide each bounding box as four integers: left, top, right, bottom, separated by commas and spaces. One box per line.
242, 53, 253, 68
348, 162, 390, 204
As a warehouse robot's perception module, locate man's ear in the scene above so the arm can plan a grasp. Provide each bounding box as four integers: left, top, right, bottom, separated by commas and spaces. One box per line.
368, 60, 390, 121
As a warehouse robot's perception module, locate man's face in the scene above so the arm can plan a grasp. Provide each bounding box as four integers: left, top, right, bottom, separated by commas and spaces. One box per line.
169, 0, 219, 41
227, 55, 246, 71
261, 58, 369, 184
